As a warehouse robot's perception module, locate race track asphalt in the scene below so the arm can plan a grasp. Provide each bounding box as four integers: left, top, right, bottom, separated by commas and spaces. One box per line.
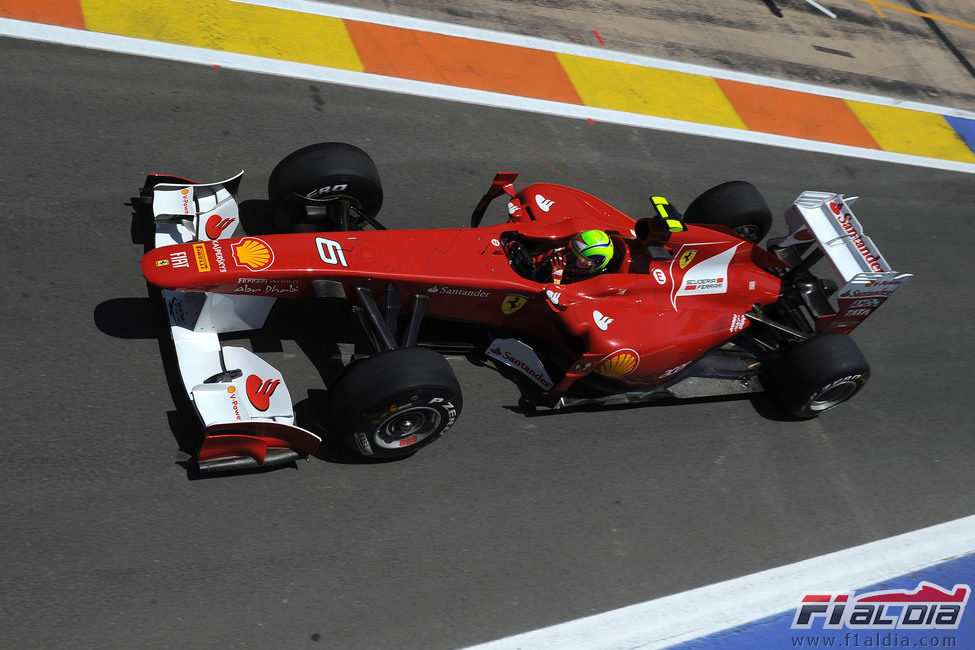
1, 35, 973, 648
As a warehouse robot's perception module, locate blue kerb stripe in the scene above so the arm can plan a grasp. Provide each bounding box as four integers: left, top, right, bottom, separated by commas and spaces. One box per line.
671, 553, 975, 649
945, 115, 975, 154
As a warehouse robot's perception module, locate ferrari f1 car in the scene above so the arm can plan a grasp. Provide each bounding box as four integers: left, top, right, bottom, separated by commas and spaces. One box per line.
139, 142, 911, 472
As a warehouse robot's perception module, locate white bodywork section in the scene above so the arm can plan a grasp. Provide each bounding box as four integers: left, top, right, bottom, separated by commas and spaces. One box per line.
148, 174, 319, 447
486, 338, 555, 391
769, 191, 912, 333
152, 172, 242, 248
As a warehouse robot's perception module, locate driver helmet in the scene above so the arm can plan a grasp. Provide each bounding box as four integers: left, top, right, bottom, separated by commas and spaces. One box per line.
568, 229, 614, 273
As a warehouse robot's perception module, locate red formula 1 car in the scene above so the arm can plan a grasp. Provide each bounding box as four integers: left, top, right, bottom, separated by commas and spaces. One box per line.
139, 143, 911, 472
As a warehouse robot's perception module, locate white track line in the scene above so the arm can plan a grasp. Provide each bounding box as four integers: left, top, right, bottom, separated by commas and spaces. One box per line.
465, 514, 975, 649
235, 0, 975, 119
4, 19, 975, 176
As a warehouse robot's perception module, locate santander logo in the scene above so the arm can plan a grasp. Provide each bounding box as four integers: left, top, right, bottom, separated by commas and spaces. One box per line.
205, 214, 236, 239
246, 374, 280, 411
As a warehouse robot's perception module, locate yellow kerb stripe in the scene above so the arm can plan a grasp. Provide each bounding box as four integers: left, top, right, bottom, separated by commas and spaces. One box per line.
845, 100, 975, 163
558, 53, 746, 129
80, 0, 362, 70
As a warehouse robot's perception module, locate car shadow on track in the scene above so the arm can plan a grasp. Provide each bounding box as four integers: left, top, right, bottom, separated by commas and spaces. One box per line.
487, 357, 803, 423
502, 392, 802, 422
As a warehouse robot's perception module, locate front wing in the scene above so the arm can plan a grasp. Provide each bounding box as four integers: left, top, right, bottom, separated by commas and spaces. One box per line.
143, 172, 321, 472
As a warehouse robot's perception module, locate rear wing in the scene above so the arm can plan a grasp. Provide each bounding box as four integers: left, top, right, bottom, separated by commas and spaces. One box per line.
768, 191, 912, 334
143, 173, 321, 472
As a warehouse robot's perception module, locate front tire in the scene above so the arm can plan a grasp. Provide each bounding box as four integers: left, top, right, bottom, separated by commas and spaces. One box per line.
769, 333, 869, 419
329, 348, 463, 459
684, 181, 772, 243
268, 142, 383, 232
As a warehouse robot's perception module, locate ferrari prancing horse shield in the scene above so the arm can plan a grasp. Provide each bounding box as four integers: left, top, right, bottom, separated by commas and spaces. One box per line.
502, 294, 528, 314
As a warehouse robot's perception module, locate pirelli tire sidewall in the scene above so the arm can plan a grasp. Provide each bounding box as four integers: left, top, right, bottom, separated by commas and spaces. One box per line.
268, 142, 383, 232
330, 348, 462, 459
769, 332, 870, 419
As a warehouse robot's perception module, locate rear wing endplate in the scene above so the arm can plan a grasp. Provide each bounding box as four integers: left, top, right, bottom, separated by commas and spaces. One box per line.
769, 191, 912, 333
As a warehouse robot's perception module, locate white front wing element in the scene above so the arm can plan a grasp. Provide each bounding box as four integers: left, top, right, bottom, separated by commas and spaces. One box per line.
148, 174, 319, 452
163, 289, 276, 337
169, 324, 320, 453
486, 338, 555, 391
151, 172, 243, 248
769, 191, 913, 333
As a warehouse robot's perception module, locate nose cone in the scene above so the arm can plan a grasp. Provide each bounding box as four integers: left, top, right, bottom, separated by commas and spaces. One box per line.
141, 244, 206, 290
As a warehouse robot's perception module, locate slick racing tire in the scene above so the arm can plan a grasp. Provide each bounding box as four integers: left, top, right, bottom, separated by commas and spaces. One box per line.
769, 333, 870, 419
330, 348, 463, 459
684, 181, 772, 243
268, 142, 383, 232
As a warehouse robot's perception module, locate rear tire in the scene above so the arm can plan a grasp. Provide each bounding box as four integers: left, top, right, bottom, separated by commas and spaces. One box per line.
685, 181, 772, 243
330, 348, 462, 459
769, 333, 869, 419
268, 142, 383, 232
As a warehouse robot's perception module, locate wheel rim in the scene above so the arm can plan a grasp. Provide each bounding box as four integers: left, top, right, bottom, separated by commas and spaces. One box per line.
809, 379, 860, 412
734, 223, 762, 242
375, 406, 442, 449
300, 192, 367, 228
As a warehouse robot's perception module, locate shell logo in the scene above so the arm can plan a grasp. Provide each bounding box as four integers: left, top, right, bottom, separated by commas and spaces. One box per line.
597, 349, 639, 378
232, 237, 274, 270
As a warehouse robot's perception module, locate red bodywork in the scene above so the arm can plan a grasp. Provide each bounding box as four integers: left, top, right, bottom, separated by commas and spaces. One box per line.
143, 180, 782, 392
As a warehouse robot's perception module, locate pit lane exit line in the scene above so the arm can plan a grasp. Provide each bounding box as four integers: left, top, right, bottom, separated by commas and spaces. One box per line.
3, 17, 975, 177
465, 513, 975, 649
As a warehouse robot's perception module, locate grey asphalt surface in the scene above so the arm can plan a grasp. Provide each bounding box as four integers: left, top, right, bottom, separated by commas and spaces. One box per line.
2, 34, 974, 649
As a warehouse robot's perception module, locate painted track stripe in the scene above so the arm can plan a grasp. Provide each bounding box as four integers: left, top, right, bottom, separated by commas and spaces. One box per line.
466, 514, 975, 649
79, 0, 362, 70
345, 21, 582, 104
715, 79, 881, 150
0, 0, 84, 28
4, 18, 975, 176
232, 0, 975, 118
6, 0, 975, 170
945, 115, 975, 152
558, 54, 747, 130
234, 0, 975, 157
846, 99, 975, 163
